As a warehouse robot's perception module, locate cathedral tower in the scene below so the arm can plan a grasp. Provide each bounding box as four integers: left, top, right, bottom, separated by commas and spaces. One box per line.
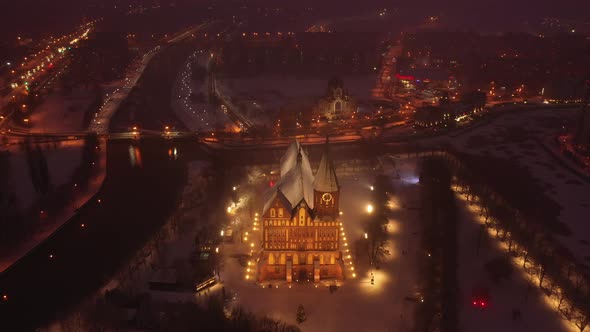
313, 139, 340, 221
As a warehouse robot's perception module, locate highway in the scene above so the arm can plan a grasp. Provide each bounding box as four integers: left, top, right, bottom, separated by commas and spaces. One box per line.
0, 22, 97, 130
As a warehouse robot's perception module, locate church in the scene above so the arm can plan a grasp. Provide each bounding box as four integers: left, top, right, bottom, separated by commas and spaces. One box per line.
257, 139, 344, 282
314, 77, 357, 122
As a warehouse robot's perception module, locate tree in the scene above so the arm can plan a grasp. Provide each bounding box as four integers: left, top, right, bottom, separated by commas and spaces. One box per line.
573, 307, 590, 332
295, 304, 306, 324
366, 216, 389, 266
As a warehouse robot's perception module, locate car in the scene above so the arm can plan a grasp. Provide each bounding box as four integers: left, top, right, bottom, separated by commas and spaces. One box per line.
471, 286, 490, 308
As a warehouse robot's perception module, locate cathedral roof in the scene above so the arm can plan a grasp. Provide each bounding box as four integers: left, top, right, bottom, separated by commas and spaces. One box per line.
264, 140, 315, 214
278, 157, 315, 210
280, 140, 310, 177
313, 139, 339, 193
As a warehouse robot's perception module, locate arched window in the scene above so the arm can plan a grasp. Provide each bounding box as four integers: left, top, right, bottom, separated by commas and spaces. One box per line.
278, 208, 284, 217
334, 101, 342, 113
270, 208, 276, 217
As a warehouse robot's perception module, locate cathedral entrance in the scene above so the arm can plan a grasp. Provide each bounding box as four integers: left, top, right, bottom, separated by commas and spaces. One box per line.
297, 268, 309, 282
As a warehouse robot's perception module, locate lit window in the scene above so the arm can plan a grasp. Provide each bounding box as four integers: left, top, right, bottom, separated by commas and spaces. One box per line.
278, 208, 284, 217
299, 208, 305, 225
270, 208, 276, 217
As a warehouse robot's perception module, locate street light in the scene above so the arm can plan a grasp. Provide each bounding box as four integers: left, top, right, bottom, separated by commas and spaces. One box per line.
367, 204, 374, 214
370, 186, 374, 191
364, 232, 368, 239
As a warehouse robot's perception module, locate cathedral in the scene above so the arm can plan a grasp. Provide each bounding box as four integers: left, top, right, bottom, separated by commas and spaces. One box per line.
314, 77, 357, 122
257, 139, 344, 282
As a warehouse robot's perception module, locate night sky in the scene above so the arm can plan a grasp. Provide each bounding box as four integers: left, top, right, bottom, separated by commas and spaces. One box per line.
0, 0, 589, 40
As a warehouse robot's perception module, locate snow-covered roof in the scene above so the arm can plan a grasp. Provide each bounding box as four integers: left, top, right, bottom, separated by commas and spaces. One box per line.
280, 140, 300, 176
314, 145, 339, 193
278, 156, 315, 210
264, 140, 315, 214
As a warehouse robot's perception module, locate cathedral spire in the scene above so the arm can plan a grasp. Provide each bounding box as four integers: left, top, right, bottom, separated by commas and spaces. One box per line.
313, 137, 339, 193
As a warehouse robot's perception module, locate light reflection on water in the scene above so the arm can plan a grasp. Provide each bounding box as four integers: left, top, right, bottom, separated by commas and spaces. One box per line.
168, 147, 179, 160
128, 145, 143, 167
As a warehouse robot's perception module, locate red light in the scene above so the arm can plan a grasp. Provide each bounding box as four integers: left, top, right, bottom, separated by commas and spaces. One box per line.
269, 181, 275, 187
472, 301, 477, 306
395, 73, 415, 81
480, 301, 486, 307
2, 294, 7, 301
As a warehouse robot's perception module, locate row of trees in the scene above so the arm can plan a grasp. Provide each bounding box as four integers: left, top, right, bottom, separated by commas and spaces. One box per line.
440, 151, 590, 332
363, 174, 394, 267
52, 294, 301, 332
414, 157, 459, 332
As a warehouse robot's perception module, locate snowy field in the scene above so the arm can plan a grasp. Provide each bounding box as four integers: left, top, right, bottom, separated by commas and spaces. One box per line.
28, 88, 95, 133
217, 156, 422, 332
220, 74, 376, 102
438, 108, 590, 275
217, 74, 377, 122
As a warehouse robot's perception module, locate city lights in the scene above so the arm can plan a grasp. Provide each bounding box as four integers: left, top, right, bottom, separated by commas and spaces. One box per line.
2, 10, 587, 332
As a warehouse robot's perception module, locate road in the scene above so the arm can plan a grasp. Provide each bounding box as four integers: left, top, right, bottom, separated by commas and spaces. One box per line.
88, 46, 161, 135
0, 22, 97, 130
372, 43, 402, 100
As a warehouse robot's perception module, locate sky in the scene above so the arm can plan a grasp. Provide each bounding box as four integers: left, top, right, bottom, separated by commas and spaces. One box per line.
0, 0, 589, 41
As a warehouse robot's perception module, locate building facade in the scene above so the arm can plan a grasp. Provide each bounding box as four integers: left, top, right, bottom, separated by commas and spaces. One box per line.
314, 78, 357, 122
258, 140, 344, 282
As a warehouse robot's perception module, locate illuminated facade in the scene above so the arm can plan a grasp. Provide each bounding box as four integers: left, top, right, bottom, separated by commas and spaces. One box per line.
314, 78, 357, 122
258, 140, 344, 282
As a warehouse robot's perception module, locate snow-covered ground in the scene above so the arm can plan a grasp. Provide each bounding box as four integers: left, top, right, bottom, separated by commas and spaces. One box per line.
216, 74, 377, 125
217, 156, 422, 332
221, 74, 376, 103
439, 108, 590, 274
456, 193, 576, 332
28, 89, 95, 133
